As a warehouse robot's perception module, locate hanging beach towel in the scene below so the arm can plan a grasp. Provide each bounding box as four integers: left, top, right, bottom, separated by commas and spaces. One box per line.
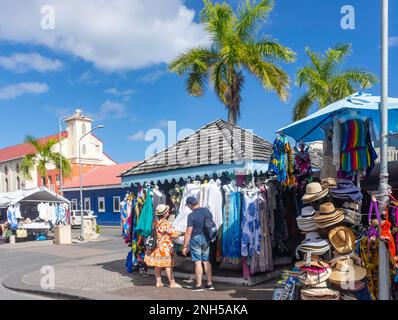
136, 189, 153, 238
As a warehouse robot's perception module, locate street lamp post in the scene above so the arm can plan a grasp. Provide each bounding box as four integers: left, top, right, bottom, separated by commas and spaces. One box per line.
58, 116, 68, 196
378, 0, 390, 300
79, 125, 104, 241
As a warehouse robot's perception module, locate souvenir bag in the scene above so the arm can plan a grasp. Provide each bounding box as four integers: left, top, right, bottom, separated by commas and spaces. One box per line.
125, 250, 133, 273
16, 226, 27, 238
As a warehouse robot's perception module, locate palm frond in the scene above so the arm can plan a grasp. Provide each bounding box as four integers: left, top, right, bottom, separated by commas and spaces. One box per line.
293, 93, 315, 121
20, 153, 36, 180
255, 39, 296, 63
211, 61, 228, 105
186, 65, 209, 97
337, 68, 378, 89
305, 47, 322, 74
168, 48, 216, 76
24, 135, 42, 151
322, 43, 352, 77
201, 0, 235, 45
237, 0, 274, 40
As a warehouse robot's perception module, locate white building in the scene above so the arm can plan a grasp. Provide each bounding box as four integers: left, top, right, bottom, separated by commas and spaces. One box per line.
0, 109, 116, 193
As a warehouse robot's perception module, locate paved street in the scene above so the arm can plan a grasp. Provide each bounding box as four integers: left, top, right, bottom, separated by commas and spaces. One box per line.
0, 227, 277, 300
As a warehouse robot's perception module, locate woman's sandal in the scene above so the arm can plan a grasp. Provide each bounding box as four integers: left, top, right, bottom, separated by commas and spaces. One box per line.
169, 283, 182, 288
156, 283, 164, 288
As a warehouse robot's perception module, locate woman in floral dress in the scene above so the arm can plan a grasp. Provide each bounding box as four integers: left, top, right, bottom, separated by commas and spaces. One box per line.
145, 204, 183, 288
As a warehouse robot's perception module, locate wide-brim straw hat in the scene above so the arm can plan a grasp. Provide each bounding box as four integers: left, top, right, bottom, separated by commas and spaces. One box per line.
321, 178, 337, 189
298, 267, 332, 286
315, 215, 345, 229
329, 226, 356, 254
155, 204, 170, 216
295, 254, 330, 269
302, 182, 329, 203
329, 257, 367, 284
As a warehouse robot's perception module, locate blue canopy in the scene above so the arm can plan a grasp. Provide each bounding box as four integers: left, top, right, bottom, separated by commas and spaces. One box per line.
276, 93, 398, 142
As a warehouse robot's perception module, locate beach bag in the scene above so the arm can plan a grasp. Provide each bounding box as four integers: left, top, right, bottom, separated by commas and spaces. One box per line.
16, 227, 27, 238
144, 228, 157, 252
204, 216, 217, 242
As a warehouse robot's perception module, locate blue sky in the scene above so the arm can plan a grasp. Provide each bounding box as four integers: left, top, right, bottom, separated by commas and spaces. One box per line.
0, 0, 397, 163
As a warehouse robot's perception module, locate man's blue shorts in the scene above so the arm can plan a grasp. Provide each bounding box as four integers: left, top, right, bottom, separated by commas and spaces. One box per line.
189, 235, 210, 262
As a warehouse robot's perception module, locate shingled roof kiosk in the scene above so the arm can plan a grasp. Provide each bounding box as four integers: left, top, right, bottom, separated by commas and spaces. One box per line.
120, 120, 292, 286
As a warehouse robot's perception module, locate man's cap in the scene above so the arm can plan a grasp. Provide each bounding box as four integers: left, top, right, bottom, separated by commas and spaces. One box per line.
185, 196, 198, 206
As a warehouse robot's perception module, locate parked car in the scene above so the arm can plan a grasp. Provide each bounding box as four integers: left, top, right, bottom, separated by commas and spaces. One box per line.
70, 210, 97, 228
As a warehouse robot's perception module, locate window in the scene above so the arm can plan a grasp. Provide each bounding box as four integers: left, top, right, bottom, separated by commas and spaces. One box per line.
84, 197, 91, 211
48, 176, 53, 185
16, 164, 20, 173
113, 197, 121, 213
5, 178, 9, 192
82, 123, 86, 135
16, 177, 21, 190
82, 144, 87, 155
98, 197, 105, 213
56, 174, 60, 185
4, 166, 8, 175
71, 199, 78, 211
95, 144, 100, 153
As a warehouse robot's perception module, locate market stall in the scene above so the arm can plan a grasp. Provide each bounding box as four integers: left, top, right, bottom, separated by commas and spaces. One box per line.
0, 187, 70, 242
272, 92, 398, 300
120, 119, 303, 286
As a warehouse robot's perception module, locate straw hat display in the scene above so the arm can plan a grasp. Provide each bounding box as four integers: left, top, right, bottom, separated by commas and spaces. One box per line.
314, 203, 345, 229
302, 182, 329, 204
328, 226, 356, 254
296, 206, 318, 232
321, 178, 337, 189
328, 256, 367, 285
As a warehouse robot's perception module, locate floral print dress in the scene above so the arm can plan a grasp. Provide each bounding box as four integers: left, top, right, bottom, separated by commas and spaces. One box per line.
144, 218, 180, 268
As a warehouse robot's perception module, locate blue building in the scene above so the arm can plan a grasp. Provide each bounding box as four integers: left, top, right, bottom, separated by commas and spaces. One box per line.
63, 162, 140, 226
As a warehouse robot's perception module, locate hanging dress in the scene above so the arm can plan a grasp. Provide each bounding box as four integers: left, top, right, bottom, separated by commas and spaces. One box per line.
222, 187, 242, 265
136, 189, 154, 238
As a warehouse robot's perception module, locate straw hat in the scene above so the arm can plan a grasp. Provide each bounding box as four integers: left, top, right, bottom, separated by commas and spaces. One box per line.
298, 267, 332, 286
301, 282, 340, 300
329, 257, 367, 284
328, 226, 356, 254
295, 254, 330, 269
295, 232, 331, 259
302, 182, 329, 203
314, 203, 344, 228
321, 178, 337, 189
296, 207, 318, 232
155, 204, 170, 216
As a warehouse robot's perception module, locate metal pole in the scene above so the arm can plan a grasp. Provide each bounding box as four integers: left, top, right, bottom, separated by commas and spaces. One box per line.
378, 0, 390, 301
79, 125, 104, 241
58, 117, 65, 196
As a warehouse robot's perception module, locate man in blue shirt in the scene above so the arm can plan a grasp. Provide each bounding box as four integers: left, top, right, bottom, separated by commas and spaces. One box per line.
183, 196, 215, 292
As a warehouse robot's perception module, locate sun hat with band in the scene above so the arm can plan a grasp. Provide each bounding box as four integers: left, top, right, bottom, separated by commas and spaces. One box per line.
314, 203, 345, 228
295, 232, 331, 259
328, 226, 356, 254
302, 182, 329, 204
296, 206, 318, 232
301, 281, 340, 300
155, 204, 170, 216
298, 266, 332, 286
295, 253, 330, 269
328, 256, 367, 285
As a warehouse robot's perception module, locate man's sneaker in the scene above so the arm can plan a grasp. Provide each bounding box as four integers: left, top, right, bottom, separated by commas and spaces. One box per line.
205, 284, 215, 291
191, 286, 204, 292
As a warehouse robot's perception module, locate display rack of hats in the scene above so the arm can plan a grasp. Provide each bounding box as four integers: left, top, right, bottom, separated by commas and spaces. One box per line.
294, 178, 368, 300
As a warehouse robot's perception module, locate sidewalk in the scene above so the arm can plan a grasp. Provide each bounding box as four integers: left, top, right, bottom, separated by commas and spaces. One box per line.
3, 247, 277, 300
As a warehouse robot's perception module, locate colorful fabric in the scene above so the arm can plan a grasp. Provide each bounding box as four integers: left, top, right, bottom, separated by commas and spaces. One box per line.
222, 189, 242, 265
293, 143, 313, 191
268, 135, 288, 183
340, 119, 371, 173
144, 218, 180, 268
136, 188, 154, 238
121, 201, 129, 238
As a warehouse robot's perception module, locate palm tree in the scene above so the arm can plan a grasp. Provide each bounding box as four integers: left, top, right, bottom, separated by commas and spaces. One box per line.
169, 0, 296, 124
293, 44, 378, 121
21, 135, 72, 187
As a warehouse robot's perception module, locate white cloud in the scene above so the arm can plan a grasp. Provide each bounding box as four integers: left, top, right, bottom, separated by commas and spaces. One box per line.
389, 36, 398, 47
0, 53, 63, 73
95, 100, 128, 120
105, 88, 135, 96
0, 82, 49, 100
127, 130, 146, 141
0, 0, 209, 72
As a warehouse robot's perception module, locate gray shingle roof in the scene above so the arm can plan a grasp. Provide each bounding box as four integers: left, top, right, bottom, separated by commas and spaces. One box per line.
121, 119, 273, 177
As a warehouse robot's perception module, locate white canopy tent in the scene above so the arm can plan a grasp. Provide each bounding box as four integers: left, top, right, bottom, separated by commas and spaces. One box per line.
0, 187, 70, 208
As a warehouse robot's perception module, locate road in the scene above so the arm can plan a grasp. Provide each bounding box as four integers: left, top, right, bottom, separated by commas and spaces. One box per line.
0, 226, 122, 300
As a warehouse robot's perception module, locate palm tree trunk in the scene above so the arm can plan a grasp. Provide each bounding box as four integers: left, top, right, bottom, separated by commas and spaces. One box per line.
227, 107, 236, 124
